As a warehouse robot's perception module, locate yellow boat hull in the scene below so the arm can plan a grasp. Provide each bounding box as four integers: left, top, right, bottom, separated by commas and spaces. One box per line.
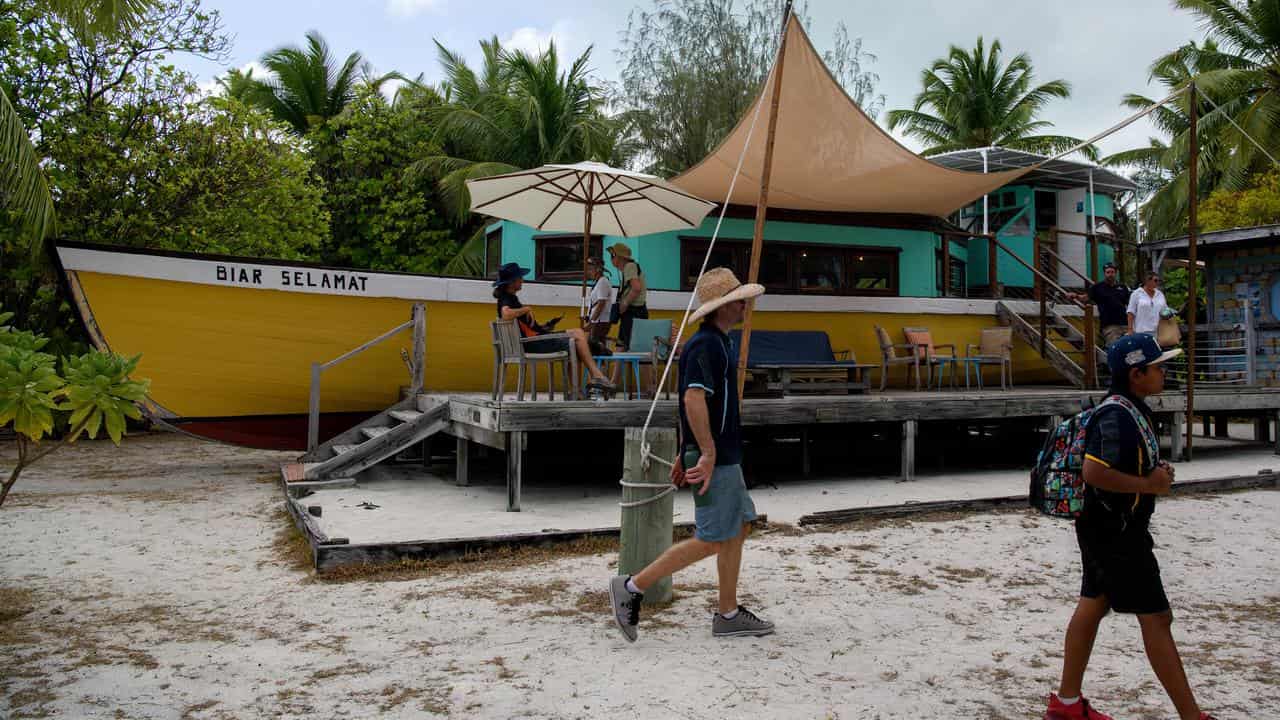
56, 243, 1071, 449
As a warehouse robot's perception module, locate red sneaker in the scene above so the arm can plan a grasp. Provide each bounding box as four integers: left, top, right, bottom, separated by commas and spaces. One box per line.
1044, 693, 1115, 720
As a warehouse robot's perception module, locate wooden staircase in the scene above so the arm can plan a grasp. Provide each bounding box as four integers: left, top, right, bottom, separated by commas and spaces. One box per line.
285, 395, 450, 495
996, 301, 1107, 389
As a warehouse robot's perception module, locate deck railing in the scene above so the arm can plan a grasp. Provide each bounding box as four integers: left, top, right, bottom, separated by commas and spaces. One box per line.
1165, 299, 1257, 387
307, 303, 426, 452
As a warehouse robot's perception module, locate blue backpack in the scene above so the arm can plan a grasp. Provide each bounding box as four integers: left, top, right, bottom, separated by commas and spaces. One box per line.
1029, 395, 1157, 518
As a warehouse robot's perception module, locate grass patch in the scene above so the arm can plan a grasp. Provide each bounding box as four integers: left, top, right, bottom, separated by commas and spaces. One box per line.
270, 506, 314, 573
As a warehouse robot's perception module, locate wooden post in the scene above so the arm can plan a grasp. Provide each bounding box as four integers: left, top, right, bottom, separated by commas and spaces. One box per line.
1274, 410, 1280, 456
737, 1, 793, 399
1215, 416, 1230, 438
1254, 417, 1270, 443
988, 234, 999, 298
1169, 413, 1184, 462
506, 431, 525, 512
941, 234, 951, 297
1088, 233, 1099, 283
1038, 232, 1047, 358
456, 435, 470, 487
801, 427, 811, 477
410, 303, 426, 393
1083, 305, 1097, 389
1186, 82, 1199, 461
307, 363, 322, 452
1033, 233, 1042, 301
619, 427, 677, 604
900, 420, 917, 481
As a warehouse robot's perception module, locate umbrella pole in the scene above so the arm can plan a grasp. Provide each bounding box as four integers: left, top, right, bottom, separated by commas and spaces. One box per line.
582, 174, 594, 321
736, 1, 793, 399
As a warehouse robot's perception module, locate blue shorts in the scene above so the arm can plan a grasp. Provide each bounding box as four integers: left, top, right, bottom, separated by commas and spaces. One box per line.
694, 464, 758, 542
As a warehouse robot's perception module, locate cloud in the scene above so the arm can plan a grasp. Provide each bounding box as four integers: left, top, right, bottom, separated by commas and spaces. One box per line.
501, 20, 575, 56
386, 0, 445, 18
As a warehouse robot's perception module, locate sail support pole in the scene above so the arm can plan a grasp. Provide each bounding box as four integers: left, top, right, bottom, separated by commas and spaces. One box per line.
1185, 83, 1199, 460
736, 0, 793, 399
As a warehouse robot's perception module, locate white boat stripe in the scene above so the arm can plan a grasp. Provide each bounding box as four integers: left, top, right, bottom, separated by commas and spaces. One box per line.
57, 246, 1078, 317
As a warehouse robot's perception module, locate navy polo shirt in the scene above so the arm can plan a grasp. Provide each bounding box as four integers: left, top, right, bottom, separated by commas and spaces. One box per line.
1089, 281, 1132, 328
678, 323, 743, 466
1081, 391, 1157, 538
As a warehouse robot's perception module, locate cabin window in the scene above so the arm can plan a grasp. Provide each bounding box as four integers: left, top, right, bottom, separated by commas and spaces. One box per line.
485, 227, 504, 278
1035, 191, 1058, 230
535, 234, 603, 281
680, 239, 899, 296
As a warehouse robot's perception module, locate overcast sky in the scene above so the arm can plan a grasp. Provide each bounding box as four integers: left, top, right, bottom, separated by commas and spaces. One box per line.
183, 0, 1204, 159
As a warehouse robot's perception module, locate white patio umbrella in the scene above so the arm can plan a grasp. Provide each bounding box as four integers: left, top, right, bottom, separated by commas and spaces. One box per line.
466, 161, 717, 306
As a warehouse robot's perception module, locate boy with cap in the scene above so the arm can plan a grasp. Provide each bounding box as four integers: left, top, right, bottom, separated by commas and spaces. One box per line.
1044, 334, 1216, 720
607, 268, 774, 643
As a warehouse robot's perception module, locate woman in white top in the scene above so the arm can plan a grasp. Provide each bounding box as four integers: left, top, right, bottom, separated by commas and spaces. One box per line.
585, 257, 613, 340
1127, 272, 1168, 335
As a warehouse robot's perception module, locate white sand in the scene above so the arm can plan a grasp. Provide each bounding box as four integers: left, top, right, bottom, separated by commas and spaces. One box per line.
2, 432, 1278, 719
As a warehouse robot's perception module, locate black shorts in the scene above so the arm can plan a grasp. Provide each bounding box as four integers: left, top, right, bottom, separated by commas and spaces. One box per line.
1076, 524, 1170, 614
523, 336, 570, 355
617, 304, 649, 350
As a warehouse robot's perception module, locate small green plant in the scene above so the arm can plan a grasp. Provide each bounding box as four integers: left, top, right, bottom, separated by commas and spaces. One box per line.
0, 306, 149, 506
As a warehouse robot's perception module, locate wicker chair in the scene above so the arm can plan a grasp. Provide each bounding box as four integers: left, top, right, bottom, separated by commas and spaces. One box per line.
490, 320, 576, 401
965, 327, 1014, 390
902, 326, 959, 389
873, 325, 923, 391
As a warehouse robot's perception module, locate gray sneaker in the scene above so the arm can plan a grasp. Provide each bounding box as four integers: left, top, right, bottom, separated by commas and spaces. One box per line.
608, 575, 642, 643
712, 605, 774, 637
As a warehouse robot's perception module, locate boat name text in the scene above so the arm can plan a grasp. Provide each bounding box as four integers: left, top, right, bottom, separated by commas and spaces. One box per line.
215, 264, 370, 293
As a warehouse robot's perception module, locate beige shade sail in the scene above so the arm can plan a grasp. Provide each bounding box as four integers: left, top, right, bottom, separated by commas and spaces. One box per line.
670, 16, 1033, 218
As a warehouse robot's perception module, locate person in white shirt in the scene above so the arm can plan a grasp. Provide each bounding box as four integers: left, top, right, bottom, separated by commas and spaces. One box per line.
585, 256, 613, 341
1127, 273, 1168, 335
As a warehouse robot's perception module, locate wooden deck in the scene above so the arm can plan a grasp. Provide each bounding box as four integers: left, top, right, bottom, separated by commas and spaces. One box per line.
439, 386, 1280, 511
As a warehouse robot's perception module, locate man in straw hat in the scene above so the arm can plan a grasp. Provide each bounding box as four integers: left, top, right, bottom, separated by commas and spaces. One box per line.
608, 268, 774, 642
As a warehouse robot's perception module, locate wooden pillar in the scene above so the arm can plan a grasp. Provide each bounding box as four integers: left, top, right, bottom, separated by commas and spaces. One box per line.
941, 235, 951, 297
1185, 82, 1200, 461
456, 435, 470, 486
619, 427, 677, 604
506, 431, 525, 511
736, 2, 793, 399
1169, 413, 1184, 462
410, 303, 426, 393
1083, 305, 1097, 389
901, 420, 917, 481
988, 235, 999, 298
1088, 233, 1099, 283
1274, 410, 1280, 456
1215, 415, 1230, 438
1254, 416, 1270, 443
1201, 415, 1211, 438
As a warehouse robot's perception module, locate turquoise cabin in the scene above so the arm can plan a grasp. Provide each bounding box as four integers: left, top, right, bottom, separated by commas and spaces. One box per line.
486, 147, 1135, 300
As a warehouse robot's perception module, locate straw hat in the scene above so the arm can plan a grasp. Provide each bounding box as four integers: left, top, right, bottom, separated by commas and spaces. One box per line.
687, 268, 764, 324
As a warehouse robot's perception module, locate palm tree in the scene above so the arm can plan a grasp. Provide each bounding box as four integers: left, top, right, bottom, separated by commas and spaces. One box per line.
216, 66, 262, 103
3, 0, 154, 246
409, 38, 621, 275
249, 31, 395, 135
886, 37, 1093, 159
1103, 40, 1237, 238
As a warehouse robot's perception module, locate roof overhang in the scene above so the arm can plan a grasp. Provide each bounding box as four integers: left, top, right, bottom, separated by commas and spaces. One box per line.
928, 147, 1137, 195
1143, 223, 1280, 254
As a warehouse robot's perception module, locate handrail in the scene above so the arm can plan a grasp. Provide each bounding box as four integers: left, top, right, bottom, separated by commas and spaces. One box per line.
307, 303, 426, 451
1039, 244, 1092, 288
988, 235, 1085, 309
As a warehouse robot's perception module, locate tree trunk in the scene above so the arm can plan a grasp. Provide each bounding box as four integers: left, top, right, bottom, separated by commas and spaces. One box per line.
0, 436, 25, 508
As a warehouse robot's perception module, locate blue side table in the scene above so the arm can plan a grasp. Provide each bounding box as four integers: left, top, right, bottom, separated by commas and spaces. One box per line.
591, 352, 647, 399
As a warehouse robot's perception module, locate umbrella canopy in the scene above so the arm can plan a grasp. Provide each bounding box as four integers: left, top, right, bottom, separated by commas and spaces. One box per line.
466, 161, 716, 237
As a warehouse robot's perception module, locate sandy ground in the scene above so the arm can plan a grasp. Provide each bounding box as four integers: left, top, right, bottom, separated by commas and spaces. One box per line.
2, 432, 1278, 719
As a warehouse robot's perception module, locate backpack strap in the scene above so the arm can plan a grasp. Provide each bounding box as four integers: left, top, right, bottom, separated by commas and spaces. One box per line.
1098, 395, 1160, 471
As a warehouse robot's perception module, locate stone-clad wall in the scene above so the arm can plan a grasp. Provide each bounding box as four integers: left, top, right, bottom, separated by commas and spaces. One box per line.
1212, 243, 1280, 385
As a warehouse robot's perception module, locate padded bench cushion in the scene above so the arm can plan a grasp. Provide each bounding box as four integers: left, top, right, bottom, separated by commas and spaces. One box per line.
728, 330, 839, 366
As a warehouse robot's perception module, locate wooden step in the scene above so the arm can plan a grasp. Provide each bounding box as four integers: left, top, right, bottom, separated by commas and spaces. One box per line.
332, 444, 359, 456
361, 426, 391, 440
388, 409, 423, 423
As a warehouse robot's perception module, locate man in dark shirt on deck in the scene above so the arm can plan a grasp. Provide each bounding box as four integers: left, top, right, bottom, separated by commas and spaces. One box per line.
1071, 262, 1130, 346
607, 268, 773, 643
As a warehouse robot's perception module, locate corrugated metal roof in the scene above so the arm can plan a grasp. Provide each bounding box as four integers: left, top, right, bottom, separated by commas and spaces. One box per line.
928, 147, 1137, 195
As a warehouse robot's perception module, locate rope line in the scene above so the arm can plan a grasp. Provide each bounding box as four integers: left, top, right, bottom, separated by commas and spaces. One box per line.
621, 12, 787, 510
1196, 89, 1280, 169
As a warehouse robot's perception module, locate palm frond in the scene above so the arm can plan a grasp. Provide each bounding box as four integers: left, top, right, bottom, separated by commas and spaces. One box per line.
0, 86, 55, 249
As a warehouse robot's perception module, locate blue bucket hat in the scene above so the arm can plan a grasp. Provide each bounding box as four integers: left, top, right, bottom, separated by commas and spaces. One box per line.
1106, 333, 1182, 376
493, 262, 531, 288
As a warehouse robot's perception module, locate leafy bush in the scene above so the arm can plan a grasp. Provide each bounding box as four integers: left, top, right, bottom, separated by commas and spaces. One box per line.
0, 306, 149, 506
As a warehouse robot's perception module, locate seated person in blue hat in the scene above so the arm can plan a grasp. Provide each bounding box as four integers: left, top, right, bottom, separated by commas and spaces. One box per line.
492, 263, 616, 393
